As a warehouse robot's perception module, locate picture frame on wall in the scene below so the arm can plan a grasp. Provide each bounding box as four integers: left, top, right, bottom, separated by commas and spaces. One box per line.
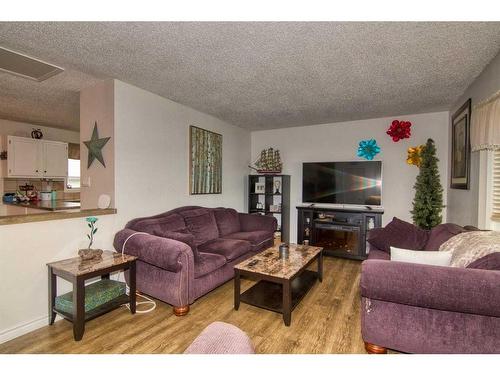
189, 125, 222, 194
450, 98, 471, 190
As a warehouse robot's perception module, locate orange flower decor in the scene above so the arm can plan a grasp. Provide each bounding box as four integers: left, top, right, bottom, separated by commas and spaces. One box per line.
407, 145, 424, 167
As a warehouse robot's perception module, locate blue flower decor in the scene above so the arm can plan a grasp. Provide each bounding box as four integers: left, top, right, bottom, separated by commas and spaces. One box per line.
357, 139, 381, 160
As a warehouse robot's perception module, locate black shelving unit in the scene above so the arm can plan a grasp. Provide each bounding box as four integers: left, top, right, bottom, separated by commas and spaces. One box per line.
248, 174, 290, 243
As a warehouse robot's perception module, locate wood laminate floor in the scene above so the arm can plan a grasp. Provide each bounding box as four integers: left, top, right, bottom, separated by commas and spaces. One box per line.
0, 256, 366, 354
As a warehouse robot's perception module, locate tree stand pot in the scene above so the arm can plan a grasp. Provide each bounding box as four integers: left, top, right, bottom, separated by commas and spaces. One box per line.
78, 249, 103, 260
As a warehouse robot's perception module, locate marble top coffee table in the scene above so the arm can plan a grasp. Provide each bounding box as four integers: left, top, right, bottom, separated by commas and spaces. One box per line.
234, 244, 323, 326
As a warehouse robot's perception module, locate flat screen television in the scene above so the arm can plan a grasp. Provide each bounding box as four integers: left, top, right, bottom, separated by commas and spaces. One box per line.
302, 161, 382, 206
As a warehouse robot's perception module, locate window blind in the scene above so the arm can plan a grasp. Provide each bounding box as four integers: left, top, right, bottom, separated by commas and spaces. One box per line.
493, 150, 500, 221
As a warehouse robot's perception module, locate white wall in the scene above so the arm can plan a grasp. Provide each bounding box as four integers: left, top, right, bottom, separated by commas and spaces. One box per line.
251, 112, 449, 242
0, 80, 251, 343
114, 80, 250, 229
0, 215, 116, 343
447, 51, 500, 227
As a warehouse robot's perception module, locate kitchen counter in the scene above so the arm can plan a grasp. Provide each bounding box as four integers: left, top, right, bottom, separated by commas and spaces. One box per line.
0, 205, 117, 225
3, 199, 81, 211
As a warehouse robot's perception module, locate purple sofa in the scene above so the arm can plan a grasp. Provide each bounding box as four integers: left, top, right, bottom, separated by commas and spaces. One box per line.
361, 224, 500, 354
114, 206, 276, 315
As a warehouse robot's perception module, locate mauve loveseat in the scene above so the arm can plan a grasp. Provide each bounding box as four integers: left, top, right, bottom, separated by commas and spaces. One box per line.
361, 224, 500, 354
114, 206, 276, 315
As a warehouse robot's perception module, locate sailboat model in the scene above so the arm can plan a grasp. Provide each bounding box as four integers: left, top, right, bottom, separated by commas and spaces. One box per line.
249, 147, 282, 174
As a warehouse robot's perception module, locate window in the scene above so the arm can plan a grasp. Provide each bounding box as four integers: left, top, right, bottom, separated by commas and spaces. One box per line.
492, 150, 500, 221
66, 158, 80, 191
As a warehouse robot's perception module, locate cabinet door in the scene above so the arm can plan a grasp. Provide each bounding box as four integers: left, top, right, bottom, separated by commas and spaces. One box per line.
43, 141, 68, 178
7, 136, 41, 177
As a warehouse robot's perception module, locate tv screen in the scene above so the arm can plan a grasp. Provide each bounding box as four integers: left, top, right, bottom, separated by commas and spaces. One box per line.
302, 161, 382, 205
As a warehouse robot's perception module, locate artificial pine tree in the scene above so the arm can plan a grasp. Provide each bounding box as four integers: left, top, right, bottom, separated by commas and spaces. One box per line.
411, 138, 444, 229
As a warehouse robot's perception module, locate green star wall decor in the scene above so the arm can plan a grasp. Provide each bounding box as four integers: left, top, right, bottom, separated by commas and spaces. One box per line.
83, 122, 111, 168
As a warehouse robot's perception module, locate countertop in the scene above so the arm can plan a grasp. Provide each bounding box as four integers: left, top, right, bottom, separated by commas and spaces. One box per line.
3, 199, 81, 211
0, 205, 117, 225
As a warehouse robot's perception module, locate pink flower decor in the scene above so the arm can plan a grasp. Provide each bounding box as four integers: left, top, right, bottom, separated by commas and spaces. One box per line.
386, 120, 412, 142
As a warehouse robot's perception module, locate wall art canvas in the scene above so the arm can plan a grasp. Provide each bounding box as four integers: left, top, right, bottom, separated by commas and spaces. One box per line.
451, 99, 471, 189
190, 125, 222, 194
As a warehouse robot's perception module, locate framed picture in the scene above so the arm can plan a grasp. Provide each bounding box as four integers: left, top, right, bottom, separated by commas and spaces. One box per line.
189, 125, 222, 194
450, 98, 471, 189
255, 182, 265, 193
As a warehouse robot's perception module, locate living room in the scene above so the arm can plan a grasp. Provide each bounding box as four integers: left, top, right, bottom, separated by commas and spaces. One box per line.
1, 1, 499, 373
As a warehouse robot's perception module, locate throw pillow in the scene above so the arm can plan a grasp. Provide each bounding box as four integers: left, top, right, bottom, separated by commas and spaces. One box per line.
467, 252, 500, 270
390, 246, 452, 267
424, 223, 467, 251
439, 230, 500, 268
180, 208, 220, 246
367, 217, 429, 253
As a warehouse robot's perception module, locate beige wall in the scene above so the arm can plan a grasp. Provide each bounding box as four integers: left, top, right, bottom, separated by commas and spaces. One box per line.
0, 118, 79, 143
447, 51, 500, 227
251, 111, 449, 242
80, 80, 115, 209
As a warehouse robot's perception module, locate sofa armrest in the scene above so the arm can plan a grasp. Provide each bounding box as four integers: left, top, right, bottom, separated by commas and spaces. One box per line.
113, 228, 194, 273
361, 259, 500, 318
238, 213, 277, 232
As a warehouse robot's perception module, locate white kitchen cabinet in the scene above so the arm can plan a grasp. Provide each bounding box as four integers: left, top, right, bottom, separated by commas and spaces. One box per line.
1, 136, 68, 178
42, 141, 68, 178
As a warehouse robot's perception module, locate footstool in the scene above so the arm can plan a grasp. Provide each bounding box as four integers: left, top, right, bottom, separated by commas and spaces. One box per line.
184, 322, 255, 354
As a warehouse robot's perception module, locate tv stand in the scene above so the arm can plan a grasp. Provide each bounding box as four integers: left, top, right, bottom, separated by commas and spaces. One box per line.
297, 205, 384, 260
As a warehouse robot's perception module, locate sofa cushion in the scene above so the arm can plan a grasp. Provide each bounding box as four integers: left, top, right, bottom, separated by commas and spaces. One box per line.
223, 230, 273, 247
180, 208, 220, 246
367, 217, 429, 253
367, 248, 390, 260
152, 229, 200, 260
194, 252, 227, 278
424, 223, 467, 251
199, 238, 251, 261
213, 208, 241, 236
133, 213, 186, 235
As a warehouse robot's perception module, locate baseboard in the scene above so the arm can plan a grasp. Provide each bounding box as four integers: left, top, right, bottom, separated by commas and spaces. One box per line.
0, 315, 62, 345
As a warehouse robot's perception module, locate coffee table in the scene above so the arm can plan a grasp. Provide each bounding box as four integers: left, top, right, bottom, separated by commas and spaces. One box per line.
234, 244, 323, 326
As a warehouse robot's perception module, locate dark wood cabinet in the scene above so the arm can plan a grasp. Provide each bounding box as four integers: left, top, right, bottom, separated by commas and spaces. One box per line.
297, 205, 384, 260
248, 174, 290, 243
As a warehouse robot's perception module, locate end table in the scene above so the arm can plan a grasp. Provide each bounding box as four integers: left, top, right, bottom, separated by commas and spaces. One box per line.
47, 250, 137, 341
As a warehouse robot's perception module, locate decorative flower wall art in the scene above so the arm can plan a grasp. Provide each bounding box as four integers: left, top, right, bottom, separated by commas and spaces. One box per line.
357, 139, 381, 160
407, 145, 425, 167
387, 120, 412, 142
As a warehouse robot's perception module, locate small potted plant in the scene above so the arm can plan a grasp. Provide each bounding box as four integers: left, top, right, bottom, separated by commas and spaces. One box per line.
78, 217, 103, 260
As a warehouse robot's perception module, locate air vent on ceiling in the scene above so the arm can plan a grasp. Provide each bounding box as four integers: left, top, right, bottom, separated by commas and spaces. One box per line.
0, 47, 64, 82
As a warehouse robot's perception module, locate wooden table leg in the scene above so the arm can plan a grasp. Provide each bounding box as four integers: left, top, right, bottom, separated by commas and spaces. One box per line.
129, 262, 136, 314
234, 269, 240, 310
283, 279, 292, 326
318, 251, 323, 282
72, 278, 85, 341
48, 267, 56, 325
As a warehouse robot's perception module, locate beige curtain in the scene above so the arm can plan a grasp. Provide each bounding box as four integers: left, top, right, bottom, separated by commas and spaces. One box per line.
68, 143, 80, 160
471, 90, 500, 151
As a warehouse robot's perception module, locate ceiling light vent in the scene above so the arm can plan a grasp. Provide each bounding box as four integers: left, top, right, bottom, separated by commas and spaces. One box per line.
0, 47, 64, 82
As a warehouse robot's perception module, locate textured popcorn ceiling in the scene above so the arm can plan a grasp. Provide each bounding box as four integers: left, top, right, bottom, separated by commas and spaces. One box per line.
0, 22, 500, 131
